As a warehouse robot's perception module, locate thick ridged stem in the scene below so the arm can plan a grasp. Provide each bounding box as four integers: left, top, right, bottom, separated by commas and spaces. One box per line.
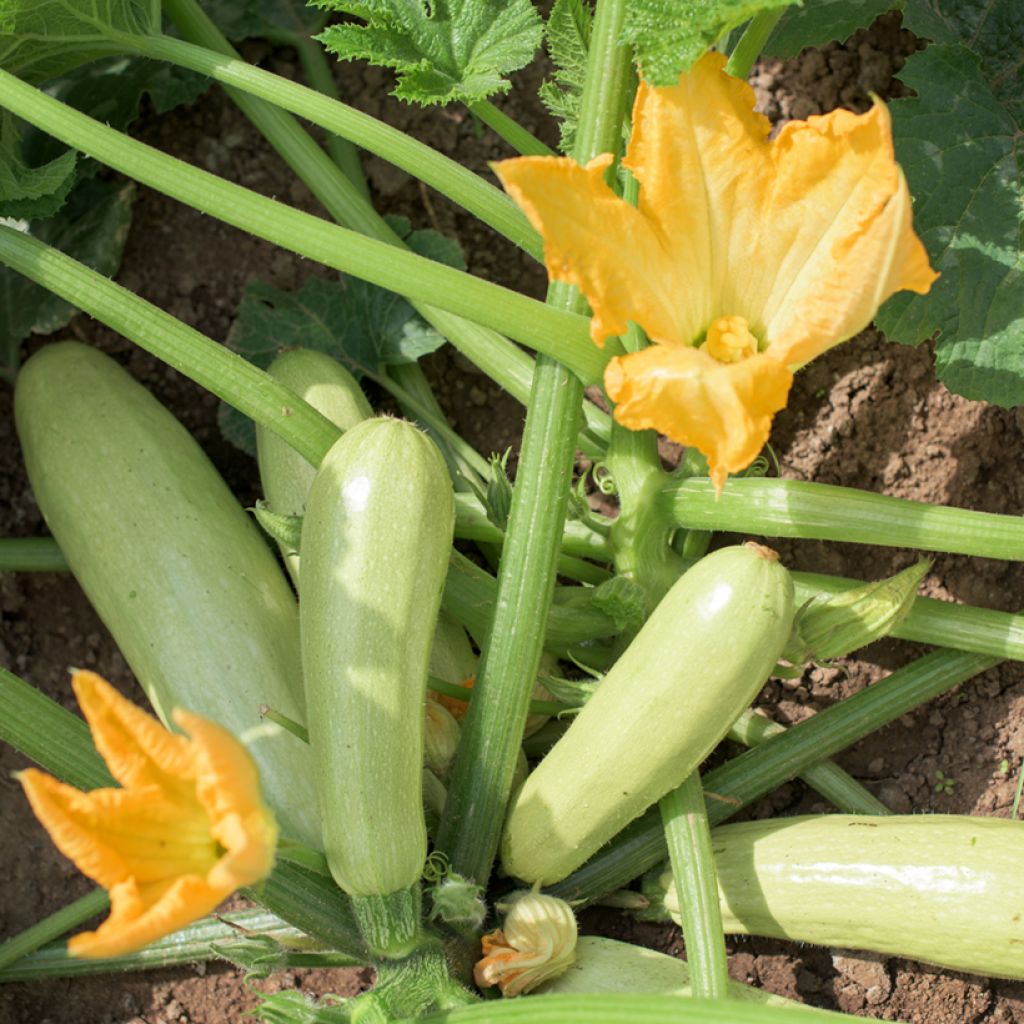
435, 0, 634, 884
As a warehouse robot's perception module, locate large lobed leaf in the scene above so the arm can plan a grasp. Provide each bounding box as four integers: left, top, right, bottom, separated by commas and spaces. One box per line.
538, 0, 592, 153
0, 178, 134, 379
622, 0, 797, 85
0, 0, 159, 82
314, 0, 543, 106
877, 0, 1024, 406
764, 0, 896, 58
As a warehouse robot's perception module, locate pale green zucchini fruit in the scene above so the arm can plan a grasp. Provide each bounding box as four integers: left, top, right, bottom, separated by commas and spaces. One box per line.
502, 543, 795, 885
15, 342, 319, 846
539, 936, 810, 1009
663, 813, 1024, 980
256, 348, 372, 585
301, 418, 454, 913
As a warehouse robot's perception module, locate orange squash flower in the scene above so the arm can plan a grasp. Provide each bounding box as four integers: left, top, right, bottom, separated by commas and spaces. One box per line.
18, 671, 277, 958
496, 53, 937, 489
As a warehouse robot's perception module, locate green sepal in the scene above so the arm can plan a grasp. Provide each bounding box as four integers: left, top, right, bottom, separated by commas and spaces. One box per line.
782, 559, 930, 667
484, 449, 513, 531
591, 575, 647, 634
252, 499, 304, 550
350, 884, 424, 960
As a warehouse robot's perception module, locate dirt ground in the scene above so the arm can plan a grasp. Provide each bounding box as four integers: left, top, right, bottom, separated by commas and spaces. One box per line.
3, 12, 1024, 1023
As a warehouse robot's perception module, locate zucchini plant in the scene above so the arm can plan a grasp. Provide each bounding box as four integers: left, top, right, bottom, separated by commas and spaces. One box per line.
1, 0, 1023, 1021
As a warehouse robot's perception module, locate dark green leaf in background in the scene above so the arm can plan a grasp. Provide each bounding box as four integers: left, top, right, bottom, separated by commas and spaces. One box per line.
221, 221, 464, 453
621, 0, 797, 85
196, 0, 323, 43
877, 0, 1024, 406
764, 0, 896, 58
0, 111, 77, 220
0, 178, 134, 378
538, 0, 593, 154
0, 0, 159, 82
313, 0, 543, 105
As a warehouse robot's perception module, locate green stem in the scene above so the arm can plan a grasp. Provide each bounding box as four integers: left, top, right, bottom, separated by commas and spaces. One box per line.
725, 9, 786, 79
659, 777, 731, 999
0, 227, 340, 467
161, 0, 566, 432
0, 908, 359, 982
727, 709, 890, 816
286, 31, 371, 200
0, 537, 69, 572
125, 32, 542, 260
435, 0, 635, 884
428, 677, 568, 717
0, 667, 112, 791
468, 99, 556, 156
0, 69, 604, 383
666, 477, 1024, 561
548, 648, 996, 903
0, 889, 109, 973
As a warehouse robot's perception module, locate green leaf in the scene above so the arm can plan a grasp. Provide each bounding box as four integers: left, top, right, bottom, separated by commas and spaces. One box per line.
622, 0, 797, 85
314, 0, 543, 106
876, 0, 1024, 406
0, 111, 77, 220
764, 0, 896, 58
0, 176, 134, 378
197, 0, 323, 43
221, 222, 464, 453
0, 0, 159, 82
538, 0, 592, 153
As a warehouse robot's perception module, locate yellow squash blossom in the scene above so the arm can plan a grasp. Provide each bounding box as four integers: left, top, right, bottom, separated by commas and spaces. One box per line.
18, 670, 277, 958
496, 52, 937, 489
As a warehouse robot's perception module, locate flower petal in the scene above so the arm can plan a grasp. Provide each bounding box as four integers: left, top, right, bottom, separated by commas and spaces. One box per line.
72, 671, 195, 796
758, 102, 937, 366
20, 673, 277, 958
493, 154, 684, 347
18, 770, 215, 889
624, 53, 771, 338
68, 874, 227, 959
605, 346, 793, 491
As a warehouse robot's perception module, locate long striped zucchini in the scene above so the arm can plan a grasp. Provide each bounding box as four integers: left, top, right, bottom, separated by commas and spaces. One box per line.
15, 342, 319, 846
662, 814, 1024, 980
301, 416, 454, 956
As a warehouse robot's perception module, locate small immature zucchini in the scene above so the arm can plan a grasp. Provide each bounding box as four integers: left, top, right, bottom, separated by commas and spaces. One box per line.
301, 417, 454, 955
693, 814, 1024, 980
15, 342, 319, 846
255, 348, 372, 585
501, 543, 795, 885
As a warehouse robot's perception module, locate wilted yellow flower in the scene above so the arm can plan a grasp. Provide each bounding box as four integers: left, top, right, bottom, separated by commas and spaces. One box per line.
496, 53, 936, 490
19, 671, 277, 958
474, 890, 578, 996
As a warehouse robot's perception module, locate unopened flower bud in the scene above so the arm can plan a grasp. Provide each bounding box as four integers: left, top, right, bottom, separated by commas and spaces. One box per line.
424, 698, 460, 780
474, 891, 577, 997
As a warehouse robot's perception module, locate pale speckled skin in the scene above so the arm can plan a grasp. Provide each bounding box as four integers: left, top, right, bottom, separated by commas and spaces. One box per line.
255, 348, 372, 587
710, 814, 1024, 980
15, 342, 319, 847
539, 936, 805, 1009
301, 417, 454, 897
501, 544, 795, 885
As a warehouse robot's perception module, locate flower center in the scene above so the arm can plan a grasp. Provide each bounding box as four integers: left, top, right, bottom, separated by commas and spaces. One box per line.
699, 316, 758, 363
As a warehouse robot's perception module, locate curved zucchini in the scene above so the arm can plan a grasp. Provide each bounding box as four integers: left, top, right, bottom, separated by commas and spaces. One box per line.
667, 814, 1024, 980
255, 348, 372, 585
501, 544, 794, 885
301, 417, 454, 953
15, 342, 319, 846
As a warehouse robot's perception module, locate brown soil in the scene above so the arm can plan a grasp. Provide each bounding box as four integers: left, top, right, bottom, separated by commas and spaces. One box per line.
3, 13, 1023, 1023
